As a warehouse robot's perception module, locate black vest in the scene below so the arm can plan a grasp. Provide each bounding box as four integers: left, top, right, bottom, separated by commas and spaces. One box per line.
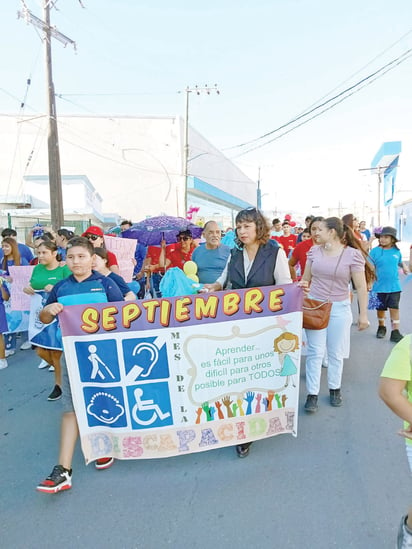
228, 241, 279, 289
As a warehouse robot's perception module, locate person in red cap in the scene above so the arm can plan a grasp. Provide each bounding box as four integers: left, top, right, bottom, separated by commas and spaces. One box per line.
81, 226, 119, 273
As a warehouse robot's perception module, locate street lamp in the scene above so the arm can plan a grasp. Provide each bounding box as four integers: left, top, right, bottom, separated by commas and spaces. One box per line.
182, 84, 220, 216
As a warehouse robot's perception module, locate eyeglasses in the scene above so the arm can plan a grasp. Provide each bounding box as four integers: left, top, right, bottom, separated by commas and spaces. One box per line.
85, 234, 100, 241
178, 236, 191, 241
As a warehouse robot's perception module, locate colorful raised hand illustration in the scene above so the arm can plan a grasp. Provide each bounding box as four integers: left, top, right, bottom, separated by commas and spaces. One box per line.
195, 407, 203, 424
202, 401, 213, 421
244, 391, 255, 415
264, 390, 275, 411
209, 406, 216, 420
215, 400, 224, 419
275, 393, 282, 409
237, 398, 245, 416
222, 395, 234, 418
281, 394, 288, 408
255, 393, 262, 413
232, 402, 238, 416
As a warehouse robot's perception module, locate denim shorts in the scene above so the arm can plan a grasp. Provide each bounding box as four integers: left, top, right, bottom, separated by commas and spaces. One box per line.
376, 291, 401, 310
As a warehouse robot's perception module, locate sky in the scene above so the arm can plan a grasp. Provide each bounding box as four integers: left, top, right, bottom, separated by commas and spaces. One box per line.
2, 0, 412, 218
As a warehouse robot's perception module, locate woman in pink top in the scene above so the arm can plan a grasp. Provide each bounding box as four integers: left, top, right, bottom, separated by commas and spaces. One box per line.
299, 217, 373, 412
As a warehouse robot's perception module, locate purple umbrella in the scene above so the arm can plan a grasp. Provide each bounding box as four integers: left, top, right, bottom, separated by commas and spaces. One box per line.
121, 215, 203, 246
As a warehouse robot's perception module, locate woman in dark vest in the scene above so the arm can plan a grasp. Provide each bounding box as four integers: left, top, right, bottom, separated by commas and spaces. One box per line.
204, 207, 292, 457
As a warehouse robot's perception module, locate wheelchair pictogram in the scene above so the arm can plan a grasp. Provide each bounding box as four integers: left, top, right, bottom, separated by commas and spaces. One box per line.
127, 382, 173, 430
131, 387, 170, 426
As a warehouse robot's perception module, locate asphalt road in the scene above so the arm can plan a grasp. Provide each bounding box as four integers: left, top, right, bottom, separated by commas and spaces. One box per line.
1, 281, 411, 549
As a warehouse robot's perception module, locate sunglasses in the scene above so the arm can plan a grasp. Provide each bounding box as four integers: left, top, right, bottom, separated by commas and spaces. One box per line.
85, 234, 100, 241
178, 236, 191, 241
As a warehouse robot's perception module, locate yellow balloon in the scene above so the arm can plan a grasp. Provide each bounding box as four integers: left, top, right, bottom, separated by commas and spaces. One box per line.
187, 273, 199, 282
183, 261, 197, 276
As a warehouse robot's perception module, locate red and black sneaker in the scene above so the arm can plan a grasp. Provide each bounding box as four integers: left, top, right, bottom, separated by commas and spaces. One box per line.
95, 457, 114, 470
36, 465, 72, 494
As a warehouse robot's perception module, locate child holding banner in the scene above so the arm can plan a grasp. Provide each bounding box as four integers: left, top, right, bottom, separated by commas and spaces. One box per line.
24, 240, 71, 401
36, 237, 124, 494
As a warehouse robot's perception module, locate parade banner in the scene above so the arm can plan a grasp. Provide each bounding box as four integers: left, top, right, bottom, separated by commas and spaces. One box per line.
59, 284, 303, 463
28, 292, 62, 350
8, 266, 34, 311
4, 280, 29, 334
104, 236, 136, 282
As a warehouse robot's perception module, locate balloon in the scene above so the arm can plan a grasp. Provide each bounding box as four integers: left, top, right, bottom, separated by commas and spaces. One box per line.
290, 221, 296, 227
183, 261, 197, 276
284, 214, 291, 221
187, 273, 199, 282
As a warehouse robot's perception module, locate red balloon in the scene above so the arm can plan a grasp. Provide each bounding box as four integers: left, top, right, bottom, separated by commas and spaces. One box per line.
284, 214, 291, 221
290, 221, 296, 227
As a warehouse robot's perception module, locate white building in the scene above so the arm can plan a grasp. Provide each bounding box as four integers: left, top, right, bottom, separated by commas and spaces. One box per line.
0, 113, 256, 230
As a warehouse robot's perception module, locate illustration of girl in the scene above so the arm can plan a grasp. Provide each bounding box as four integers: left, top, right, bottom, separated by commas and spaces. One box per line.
273, 332, 299, 388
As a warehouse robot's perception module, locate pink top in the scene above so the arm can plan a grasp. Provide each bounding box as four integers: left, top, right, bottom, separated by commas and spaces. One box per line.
307, 245, 365, 302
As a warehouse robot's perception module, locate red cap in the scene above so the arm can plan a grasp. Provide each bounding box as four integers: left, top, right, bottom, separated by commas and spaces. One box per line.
82, 225, 104, 237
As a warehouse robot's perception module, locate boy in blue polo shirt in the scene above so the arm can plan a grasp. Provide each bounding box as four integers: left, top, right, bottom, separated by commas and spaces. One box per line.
36, 237, 124, 494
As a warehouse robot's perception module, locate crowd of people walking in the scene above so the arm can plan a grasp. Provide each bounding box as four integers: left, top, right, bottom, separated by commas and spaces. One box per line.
1, 210, 411, 546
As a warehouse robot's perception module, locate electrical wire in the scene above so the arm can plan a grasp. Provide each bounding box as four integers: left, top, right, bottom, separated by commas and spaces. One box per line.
231, 49, 412, 159
5, 40, 44, 199
225, 45, 412, 153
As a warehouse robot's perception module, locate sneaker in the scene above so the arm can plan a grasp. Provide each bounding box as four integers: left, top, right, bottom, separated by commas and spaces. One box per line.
38, 359, 50, 369
0, 358, 8, 370
235, 443, 252, 458
95, 457, 114, 470
36, 465, 72, 494
48, 365, 55, 372
20, 340, 32, 350
397, 515, 412, 549
48, 385, 62, 401
5, 349, 15, 357
390, 329, 404, 343
330, 388, 343, 407
304, 394, 318, 413
376, 325, 387, 339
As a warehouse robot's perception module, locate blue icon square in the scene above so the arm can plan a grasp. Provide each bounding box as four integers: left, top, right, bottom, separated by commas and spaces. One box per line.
84, 386, 127, 428
122, 337, 169, 383
75, 340, 119, 382
127, 382, 173, 430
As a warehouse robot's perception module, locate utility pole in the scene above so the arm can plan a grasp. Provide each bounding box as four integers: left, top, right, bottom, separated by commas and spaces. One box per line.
358, 165, 392, 226
182, 84, 219, 217
18, 2, 76, 230
44, 1, 63, 230
256, 166, 261, 209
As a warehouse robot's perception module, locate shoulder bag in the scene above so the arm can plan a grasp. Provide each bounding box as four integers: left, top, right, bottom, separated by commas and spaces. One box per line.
302, 248, 345, 330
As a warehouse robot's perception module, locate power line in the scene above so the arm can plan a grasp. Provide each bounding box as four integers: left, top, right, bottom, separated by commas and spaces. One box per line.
290, 28, 412, 122
231, 49, 412, 159
225, 46, 412, 153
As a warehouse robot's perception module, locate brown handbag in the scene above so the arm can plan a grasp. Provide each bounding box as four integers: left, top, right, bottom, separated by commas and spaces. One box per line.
302, 248, 345, 330
302, 298, 332, 330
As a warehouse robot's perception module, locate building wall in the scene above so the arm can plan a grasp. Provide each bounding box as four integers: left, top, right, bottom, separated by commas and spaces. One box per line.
0, 114, 255, 223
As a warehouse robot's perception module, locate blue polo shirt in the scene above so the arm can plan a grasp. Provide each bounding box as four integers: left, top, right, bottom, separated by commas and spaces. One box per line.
108, 271, 134, 298
192, 243, 231, 283
45, 271, 124, 307
370, 246, 403, 293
